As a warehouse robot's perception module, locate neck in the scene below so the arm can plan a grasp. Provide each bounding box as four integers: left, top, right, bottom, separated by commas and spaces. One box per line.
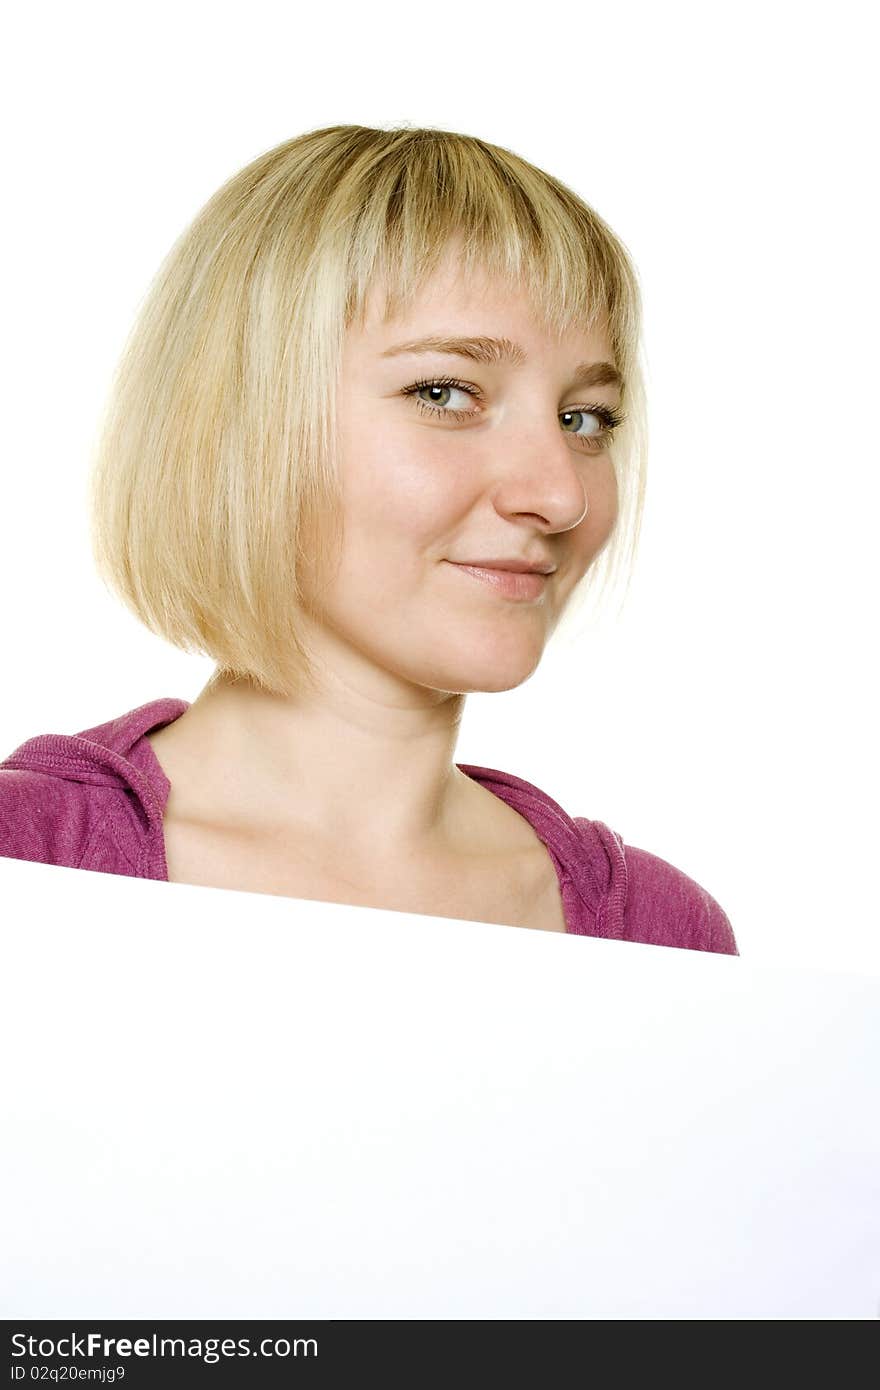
159, 659, 481, 862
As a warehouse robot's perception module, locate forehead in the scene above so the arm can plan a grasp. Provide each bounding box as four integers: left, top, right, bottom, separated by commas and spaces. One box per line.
355, 254, 613, 360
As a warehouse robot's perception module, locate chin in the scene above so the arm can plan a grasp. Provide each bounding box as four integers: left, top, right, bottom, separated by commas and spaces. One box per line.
468, 668, 538, 694
418, 642, 545, 696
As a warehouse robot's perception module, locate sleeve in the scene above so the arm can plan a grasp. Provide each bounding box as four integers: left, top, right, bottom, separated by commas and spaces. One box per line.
622, 843, 739, 956
0, 768, 56, 865
0, 767, 97, 870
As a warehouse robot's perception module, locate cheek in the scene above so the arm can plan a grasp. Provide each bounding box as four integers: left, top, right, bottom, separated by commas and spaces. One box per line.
595, 461, 620, 537
341, 438, 473, 556
571, 458, 620, 565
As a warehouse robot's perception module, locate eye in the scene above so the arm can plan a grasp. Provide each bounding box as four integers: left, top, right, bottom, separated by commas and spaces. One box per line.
560, 406, 626, 451
402, 377, 480, 422
400, 377, 626, 451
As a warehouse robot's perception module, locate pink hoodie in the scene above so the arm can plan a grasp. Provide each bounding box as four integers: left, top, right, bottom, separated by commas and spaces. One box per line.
0, 697, 738, 954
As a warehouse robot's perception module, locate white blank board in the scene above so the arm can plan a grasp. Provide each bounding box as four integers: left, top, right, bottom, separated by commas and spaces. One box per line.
2, 855, 878, 1319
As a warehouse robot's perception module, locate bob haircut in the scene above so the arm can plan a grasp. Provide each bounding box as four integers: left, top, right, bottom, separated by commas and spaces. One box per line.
88, 124, 648, 700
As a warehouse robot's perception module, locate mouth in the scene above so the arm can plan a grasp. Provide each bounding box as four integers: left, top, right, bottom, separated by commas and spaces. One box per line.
445, 561, 550, 602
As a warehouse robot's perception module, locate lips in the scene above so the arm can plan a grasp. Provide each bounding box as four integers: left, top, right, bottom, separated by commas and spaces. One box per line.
455, 558, 556, 574
446, 562, 549, 601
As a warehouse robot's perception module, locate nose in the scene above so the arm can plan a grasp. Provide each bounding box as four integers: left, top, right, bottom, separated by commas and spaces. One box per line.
488, 418, 590, 532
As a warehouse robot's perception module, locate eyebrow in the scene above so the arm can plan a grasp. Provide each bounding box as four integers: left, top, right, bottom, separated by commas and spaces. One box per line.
379, 335, 623, 390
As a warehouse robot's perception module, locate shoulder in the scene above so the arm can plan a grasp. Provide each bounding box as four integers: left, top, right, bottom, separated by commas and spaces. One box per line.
0, 765, 145, 877
0, 766, 97, 869
0, 701, 178, 876
619, 839, 738, 955
457, 762, 738, 956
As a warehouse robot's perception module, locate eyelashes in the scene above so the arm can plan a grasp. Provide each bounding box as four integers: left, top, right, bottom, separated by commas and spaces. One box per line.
400, 376, 626, 451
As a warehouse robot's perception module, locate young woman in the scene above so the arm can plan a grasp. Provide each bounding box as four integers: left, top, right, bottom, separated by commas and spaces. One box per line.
0, 124, 737, 954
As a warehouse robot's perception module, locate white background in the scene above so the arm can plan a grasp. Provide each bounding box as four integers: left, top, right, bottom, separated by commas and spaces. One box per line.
1, 0, 877, 974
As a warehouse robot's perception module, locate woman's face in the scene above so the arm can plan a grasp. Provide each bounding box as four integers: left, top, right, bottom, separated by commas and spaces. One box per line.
303, 248, 622, 697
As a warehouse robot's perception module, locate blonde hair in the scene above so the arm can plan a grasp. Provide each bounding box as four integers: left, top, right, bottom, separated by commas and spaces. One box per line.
88, 124, 648, 699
